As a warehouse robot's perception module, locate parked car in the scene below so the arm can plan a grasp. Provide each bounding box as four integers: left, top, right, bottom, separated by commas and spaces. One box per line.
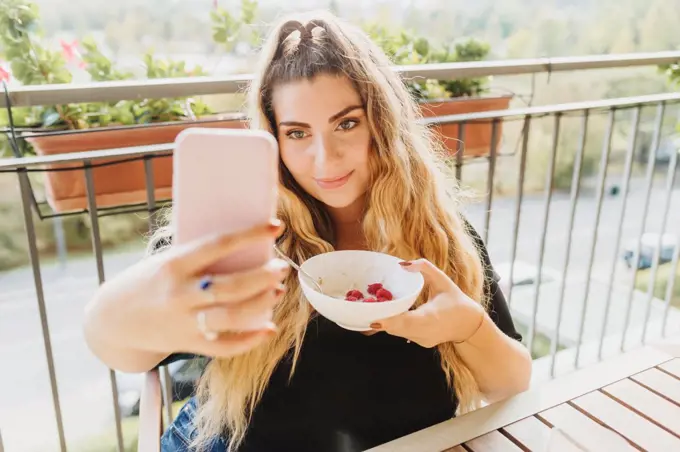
636, 132, 680, 165
655, 135, 680, 165
622, 233, 677, 270
116, 357, 208, 417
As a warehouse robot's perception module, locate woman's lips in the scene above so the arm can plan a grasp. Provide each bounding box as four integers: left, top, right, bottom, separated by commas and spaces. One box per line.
314, 171, 354, 190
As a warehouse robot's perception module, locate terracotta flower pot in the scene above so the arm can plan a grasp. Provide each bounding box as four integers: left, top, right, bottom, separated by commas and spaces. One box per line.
25, 115, 247, 213
419, 95, 512, 158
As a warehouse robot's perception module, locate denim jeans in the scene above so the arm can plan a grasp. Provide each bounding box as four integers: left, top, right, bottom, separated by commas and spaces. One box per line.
160, 397, 227, 452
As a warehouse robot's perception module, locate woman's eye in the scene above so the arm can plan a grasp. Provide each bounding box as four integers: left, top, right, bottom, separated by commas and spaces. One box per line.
338, 119, 358, 131
286, 130, 307, 140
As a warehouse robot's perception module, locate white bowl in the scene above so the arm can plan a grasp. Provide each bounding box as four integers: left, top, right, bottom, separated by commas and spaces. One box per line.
298, 250, 425, 331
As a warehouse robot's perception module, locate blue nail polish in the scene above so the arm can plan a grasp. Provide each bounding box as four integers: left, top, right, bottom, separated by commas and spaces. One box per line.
199, 277, 213, 291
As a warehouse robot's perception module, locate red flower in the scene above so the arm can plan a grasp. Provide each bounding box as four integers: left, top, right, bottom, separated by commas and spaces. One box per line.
0, 65, 9, 83
213, 0, 218, 9
60, 39, 81, 63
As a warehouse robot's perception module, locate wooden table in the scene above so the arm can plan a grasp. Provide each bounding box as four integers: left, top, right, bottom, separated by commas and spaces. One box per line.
368, 343, 680, 452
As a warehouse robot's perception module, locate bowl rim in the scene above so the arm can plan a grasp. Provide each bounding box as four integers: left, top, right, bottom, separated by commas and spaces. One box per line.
300, 249, 400, 265
298, 250, 424, 305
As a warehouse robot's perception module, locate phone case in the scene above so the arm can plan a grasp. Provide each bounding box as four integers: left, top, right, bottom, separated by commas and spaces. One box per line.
171, 127, 279, 274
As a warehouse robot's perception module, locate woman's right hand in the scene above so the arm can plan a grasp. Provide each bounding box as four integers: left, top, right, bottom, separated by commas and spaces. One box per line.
84, 220, 288, 370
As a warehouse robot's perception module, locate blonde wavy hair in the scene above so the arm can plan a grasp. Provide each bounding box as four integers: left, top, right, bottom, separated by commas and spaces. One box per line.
153, 10, 489, 452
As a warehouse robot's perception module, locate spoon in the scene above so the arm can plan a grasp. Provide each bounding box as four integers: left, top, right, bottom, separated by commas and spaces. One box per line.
273, 244, 325, 294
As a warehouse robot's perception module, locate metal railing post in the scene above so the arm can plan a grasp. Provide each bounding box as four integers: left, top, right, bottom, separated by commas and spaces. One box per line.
642, 130, 679, 343
574, 109, 616, 367
507, 116, 532, 309
620, 103, 666, 352
16, 168, 67, 451
550, 111, 590, 376
83, 163, 125, 452
597, 107, 641, 359
143, 156, 176, 427
483, 120, 500, 244
527, 113, 562, 356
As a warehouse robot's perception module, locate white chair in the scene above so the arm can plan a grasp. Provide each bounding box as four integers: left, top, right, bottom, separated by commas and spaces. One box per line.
137, 368, 163, 452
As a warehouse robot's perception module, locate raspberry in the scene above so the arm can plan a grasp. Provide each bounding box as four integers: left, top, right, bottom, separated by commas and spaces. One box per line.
346, 296, 360, 302
364, 297, 378, 303
367, 283, 383, 295
346, 289, 364, 300
375, 288, 393, 301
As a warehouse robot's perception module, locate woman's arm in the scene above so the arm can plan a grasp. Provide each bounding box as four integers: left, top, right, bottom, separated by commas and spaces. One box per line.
457, 221, 532, 403
453, 297, 532, 404
372, 220, 532, 403
82, 223, 286, 374
84, 289, 171, 373
83, 234, 174, 373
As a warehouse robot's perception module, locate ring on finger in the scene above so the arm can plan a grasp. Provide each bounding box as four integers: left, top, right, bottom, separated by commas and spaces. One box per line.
198, 275, 216, 304
196, 311, 218, 341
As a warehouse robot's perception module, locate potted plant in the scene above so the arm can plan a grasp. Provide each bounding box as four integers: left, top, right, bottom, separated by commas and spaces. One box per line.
0, 0, 250, 213
364, 23, 512, 158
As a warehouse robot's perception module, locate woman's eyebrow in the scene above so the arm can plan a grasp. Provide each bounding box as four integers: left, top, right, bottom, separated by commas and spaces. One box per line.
278, 120, 309, 128
277, 105, 364, 128
327, 105, 363, 123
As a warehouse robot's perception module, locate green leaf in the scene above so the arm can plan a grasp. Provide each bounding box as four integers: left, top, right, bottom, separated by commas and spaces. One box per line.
81, 36, 97, 51
98, 113, 112, 126
213, 28, 228, 43
413, 37, 430, 58
10, 59, 28, 81
241, 0, 258, 24
116, 109, 135, 125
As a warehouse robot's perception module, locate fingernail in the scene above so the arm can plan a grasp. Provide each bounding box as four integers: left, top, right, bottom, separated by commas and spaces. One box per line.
274, 284, 285, 297
268, 219, 284, 232
264, 321, 279, 334
399, 261, 412, 267
272, 259, 290, 275
370, 323, 382, 329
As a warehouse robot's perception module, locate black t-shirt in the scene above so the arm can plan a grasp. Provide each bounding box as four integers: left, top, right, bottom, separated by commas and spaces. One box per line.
157, 226, 522, 451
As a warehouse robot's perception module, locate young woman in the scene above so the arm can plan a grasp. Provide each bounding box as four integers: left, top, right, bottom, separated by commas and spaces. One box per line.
83, 11, 531, 452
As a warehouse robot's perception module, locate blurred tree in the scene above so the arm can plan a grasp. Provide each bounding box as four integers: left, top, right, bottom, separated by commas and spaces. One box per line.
610, 25, 637, 54
506, 29, 536, 59
24, 0, 680, 63
639, 0, 680, 51
104, 10, 149, 55
536, 18, 576, 57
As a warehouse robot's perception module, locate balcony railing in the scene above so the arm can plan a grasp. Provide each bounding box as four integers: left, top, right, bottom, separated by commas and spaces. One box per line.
1, 52, 679, 452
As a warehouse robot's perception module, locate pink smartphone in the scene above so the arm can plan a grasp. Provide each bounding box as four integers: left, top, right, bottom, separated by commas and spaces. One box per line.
171, 127, 279, 274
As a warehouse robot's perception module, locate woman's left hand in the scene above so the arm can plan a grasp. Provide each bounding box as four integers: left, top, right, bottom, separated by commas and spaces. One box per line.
370, 259, 487, 348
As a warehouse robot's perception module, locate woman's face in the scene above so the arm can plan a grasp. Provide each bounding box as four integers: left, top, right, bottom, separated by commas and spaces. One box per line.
272, 74, 371, 210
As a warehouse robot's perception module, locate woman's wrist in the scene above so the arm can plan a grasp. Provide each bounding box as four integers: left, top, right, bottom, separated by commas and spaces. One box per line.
453, 308, 486, 344
452, 306, 510, 353
449, 302, 487, 344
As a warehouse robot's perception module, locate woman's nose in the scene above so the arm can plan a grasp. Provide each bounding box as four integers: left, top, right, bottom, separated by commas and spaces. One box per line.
312, 135, 340, 170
